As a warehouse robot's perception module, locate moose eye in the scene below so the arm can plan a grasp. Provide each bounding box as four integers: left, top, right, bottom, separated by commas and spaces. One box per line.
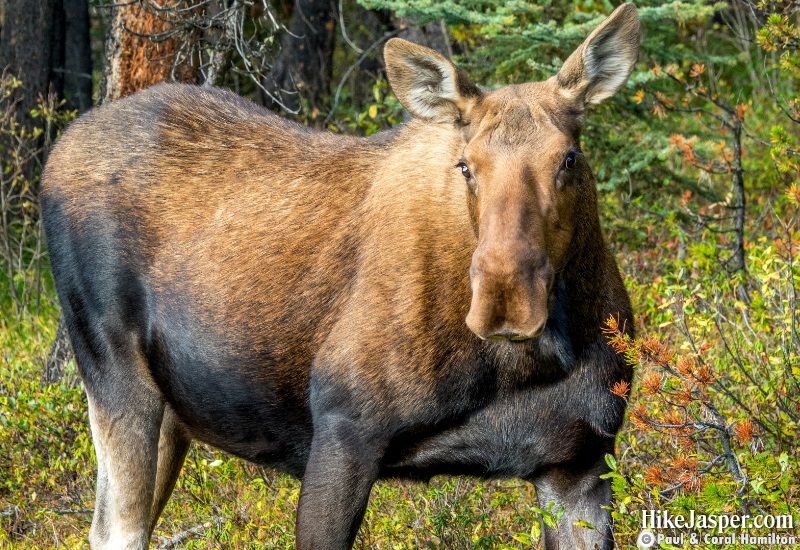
565, 154, 576, 170
457, 162, 472, 180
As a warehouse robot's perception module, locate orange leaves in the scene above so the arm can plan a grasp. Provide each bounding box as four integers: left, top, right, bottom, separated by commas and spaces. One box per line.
693, 363, 715, 386
665, 408, 684, 427
630, 404, 652, 431
735, 103, 748, 123
668, 456, 703, 492
607, 334, 631, 355
671, 455, 700, 475
611, 380, 631, 399
641, 371, 663, 397
602, 314, 633, 357
669, 133, 738, 174
675, 356, 695, 377
644, 454, 704, 493
599, 316, 750, 497
640, 335, 674, 366
670, 133, 697, 164
652, 63, 662, 77
602, 315, 676, 369
632, 89, 645, 104
735, 419, 754, 445
669, 134, 685, 149
603, 313, 621, 334
788, 98, 800, 121
690, 63, 705, 78
675, 380, 695, 406
654, 91, 674, 109
645, 465, 667, 487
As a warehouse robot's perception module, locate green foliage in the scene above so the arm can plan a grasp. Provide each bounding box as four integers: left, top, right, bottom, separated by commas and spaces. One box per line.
327, 79, 405, 136
0, 368, 549, 549
0, 72, 75, 324
604, 187, 800, 547
358, 0, 721, 195
755, 2, 800, 178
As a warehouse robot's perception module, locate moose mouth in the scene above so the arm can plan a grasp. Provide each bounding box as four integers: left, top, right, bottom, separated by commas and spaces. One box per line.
484, 330, 542, 342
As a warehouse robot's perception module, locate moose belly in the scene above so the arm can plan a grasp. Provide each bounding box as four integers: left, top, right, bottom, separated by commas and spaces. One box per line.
381, 388, 609, 480
147, 317, 314, 475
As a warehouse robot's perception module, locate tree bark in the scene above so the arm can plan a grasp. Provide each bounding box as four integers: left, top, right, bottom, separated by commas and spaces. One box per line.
394, 18, 451, 60
0, 0, 58, 181
263, 0, 337, 116
730, 118, 746, 273
0, 0, 58, 124
102, 0, 199, 102
1, 0, 81, 386
204, 0, 242, 87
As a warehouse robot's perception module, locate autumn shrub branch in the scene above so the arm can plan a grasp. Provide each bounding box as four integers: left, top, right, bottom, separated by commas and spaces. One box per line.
604, 314, 748, 498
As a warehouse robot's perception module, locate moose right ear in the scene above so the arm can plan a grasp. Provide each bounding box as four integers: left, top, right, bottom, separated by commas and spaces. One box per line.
384, 38, 482, 124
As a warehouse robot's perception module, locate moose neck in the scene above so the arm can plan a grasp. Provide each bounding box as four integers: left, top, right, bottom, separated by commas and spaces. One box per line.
560, 206, 621, 346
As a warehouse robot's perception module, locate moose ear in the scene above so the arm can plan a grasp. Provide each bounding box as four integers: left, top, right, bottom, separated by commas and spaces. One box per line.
384, 38, 481, 123
556, 3, 640, 107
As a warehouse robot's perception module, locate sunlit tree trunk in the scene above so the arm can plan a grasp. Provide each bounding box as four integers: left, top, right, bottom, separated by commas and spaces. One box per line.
102, 0, 200, 102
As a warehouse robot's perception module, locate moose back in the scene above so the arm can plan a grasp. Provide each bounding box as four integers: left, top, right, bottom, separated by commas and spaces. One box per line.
41, 4, 639, 549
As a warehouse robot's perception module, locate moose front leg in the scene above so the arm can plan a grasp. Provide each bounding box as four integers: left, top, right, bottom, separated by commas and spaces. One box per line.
295, 414, 381, 550
531, 455, 615, 550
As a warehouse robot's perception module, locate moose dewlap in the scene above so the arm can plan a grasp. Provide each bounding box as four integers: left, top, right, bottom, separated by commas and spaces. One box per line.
41, 4, 639, 550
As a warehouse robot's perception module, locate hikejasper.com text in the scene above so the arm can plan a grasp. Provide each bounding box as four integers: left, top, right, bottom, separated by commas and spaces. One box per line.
641, 509, 794, 534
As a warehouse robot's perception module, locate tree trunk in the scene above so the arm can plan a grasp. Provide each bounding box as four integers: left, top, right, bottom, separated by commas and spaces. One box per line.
0, 0, 58, 119
102, 0, 199, 102
0, 0, 58, 177
263, 0, 337, 116
2, 0, 92, 387
204, 0, 243, 87
60, 0, 93, 113
730, 118, 746, 274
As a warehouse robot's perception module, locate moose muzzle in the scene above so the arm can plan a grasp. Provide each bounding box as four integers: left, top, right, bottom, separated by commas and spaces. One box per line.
465, 242, 554, 341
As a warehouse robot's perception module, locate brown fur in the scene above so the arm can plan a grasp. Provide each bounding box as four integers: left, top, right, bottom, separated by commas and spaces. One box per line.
41, 5, 640, 549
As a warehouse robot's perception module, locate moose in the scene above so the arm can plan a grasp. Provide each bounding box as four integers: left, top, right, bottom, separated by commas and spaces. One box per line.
41, 4, 639, 549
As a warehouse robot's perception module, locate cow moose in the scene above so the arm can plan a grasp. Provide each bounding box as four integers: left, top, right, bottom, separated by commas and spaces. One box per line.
41, 4, 639, 549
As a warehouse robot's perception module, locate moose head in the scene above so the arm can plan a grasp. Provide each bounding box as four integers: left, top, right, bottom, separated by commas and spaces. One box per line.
385, 4, 640, 342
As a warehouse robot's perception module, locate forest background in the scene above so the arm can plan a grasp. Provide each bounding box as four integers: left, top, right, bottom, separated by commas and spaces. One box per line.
0, 0, 797, 548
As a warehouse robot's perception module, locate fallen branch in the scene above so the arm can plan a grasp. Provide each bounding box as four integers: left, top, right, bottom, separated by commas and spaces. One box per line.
39, 508, 93, 515
155, 521, 214, 549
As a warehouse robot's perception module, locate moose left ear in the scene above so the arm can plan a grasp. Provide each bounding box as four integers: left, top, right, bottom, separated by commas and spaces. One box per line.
555, 3, 640, 107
